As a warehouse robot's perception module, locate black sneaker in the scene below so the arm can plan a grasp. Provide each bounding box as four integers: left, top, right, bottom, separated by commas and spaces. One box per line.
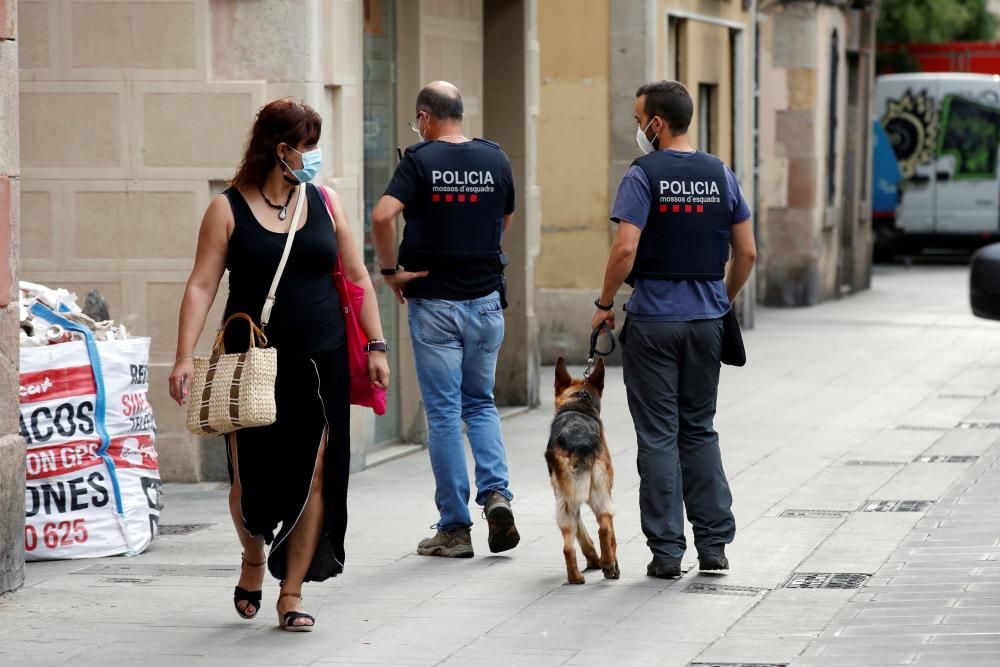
483, 491, 520, 553
646, 557, 682, 579
698, 549, 730, 571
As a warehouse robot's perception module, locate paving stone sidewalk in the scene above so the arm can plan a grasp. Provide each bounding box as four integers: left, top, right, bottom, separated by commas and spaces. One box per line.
1, 264, 998, 667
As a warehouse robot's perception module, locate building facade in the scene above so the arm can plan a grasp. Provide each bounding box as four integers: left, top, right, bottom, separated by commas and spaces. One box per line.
536, 0, 757, 363
756, 1, 877, 305
1, 0, 24, 595
534, 0, 878, 356
15, 0, 540, 482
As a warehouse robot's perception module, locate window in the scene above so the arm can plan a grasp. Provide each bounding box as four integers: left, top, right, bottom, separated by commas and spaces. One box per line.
699, 83, 717, 154
828, 29, 840, 204
669, 17, 683, 82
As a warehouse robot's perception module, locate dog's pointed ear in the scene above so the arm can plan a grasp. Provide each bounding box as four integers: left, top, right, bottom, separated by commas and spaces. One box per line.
555, 356, 572, 394
588, 358, 605, 393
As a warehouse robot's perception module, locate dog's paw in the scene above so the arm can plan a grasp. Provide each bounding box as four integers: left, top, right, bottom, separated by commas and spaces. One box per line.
602, 561, 620, 580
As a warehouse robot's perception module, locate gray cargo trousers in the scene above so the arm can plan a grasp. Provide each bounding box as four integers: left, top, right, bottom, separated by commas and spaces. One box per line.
621, 317, 736, 562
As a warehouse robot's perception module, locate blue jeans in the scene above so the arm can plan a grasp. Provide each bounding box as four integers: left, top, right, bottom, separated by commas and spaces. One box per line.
408, 292, 513, 532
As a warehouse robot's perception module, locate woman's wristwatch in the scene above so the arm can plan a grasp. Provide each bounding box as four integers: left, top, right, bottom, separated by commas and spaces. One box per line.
379, 265, 399, 276
366, 338, 388, 353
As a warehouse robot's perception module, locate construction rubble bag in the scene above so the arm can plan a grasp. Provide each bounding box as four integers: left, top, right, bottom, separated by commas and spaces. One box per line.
19, 301, 163, 560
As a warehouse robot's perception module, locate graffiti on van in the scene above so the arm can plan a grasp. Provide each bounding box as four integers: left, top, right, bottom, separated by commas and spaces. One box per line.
880, 89, 939, 179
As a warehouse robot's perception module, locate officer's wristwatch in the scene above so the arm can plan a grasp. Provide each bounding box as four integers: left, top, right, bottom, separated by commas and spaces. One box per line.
379, 265, 399, 276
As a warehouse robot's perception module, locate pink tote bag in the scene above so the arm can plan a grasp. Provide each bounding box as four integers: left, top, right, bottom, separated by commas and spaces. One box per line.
319, 186, 387, 416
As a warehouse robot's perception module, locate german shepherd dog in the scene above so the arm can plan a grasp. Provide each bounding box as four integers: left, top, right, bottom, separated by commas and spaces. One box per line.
546, 357, 620, 584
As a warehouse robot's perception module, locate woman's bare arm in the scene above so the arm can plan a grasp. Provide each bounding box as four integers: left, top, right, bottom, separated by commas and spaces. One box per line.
169, 196, 231, 403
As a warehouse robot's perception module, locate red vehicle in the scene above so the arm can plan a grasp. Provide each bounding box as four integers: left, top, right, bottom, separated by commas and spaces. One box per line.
880, 41, 1000, 75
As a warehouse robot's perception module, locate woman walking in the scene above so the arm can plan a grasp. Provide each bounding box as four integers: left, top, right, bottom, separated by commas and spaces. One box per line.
168, 98, 389, 631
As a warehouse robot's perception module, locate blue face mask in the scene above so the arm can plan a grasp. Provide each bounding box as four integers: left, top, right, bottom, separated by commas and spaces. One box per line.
283, 146, 323, 183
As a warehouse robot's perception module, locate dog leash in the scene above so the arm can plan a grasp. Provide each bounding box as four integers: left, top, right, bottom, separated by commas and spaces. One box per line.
584, 326, 616, 378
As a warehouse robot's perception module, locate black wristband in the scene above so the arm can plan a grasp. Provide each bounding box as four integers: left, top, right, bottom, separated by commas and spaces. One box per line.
380, 265, 399, 276
366, 339, 388, 353
594, 298, 614, 311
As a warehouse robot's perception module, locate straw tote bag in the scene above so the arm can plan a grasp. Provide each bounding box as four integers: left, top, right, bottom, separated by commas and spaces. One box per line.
185, 184, 305, 436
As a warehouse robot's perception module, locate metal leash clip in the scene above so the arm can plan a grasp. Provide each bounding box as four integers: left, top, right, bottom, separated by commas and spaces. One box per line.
584, 325, 616, 378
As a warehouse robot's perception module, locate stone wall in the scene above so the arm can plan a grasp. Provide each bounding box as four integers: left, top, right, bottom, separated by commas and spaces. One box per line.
757, 2, 874, 307
15, 0, 542, 475
16, 0, 370, 480
535, 0, 611, 291
1, 0, 25, 595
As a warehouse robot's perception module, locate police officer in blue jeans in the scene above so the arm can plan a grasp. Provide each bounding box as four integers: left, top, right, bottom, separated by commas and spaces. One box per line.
592, 80, 757, 578
371, 81, 519, 558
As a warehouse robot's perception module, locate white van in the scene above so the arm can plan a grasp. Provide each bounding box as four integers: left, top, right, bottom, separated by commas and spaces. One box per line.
875, 73, 1000, 252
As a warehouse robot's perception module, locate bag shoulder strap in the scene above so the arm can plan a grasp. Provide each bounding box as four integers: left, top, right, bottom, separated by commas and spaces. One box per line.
318, 185, 337, 232
317, 185, 343, 274
261, 183, 305, 326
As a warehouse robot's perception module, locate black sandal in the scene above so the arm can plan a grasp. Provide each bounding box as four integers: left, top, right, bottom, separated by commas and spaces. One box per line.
233, 553, 266, 620
277, 589, 315, 632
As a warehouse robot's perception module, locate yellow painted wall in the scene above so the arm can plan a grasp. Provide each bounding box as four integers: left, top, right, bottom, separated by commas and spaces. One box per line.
535, 0, 610, 289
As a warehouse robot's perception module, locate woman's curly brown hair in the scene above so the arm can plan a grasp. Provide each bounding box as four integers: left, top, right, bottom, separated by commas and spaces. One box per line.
230, 97, 322, 190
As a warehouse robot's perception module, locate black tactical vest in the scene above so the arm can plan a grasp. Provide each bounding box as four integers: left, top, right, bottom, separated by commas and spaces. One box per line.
626, 150, 733, 285
397, 138, 510, 301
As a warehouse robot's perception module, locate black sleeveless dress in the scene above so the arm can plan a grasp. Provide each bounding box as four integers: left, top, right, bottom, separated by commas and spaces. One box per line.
221, 183, 350, 582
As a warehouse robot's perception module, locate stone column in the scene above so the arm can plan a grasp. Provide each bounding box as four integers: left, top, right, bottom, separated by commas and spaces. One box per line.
485, 0, 540, 408
0, 0, 25, 595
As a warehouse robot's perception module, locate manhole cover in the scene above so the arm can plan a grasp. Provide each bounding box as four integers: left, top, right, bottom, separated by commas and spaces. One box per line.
895, 424, 952, 431
959, 422, 1000, 429
779, 509, 849, 518
913, 455, 980, 464
157, 523, 212, 536
783, 572, 870, 589
99, 577, 153, 584
683, 582, 766, 597
861, 500, 933, 512
73, 564, 237, 578
844, 460, 904, 466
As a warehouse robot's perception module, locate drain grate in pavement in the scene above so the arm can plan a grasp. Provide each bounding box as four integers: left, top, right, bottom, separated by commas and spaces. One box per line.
938, 393, 987, 400
895, 424, 953, 432
958, 421, 1000, 429
783, 572, 871, 589
843, 460, 904, 466
157, 523, 212, 536
73, 564, 237, 578
689, 663, 788, 667
914, 455, 980, 464
683, 582, 766, 597
861, 499, 934, 512
779, 509, 850, 518
99, 577, 153, 584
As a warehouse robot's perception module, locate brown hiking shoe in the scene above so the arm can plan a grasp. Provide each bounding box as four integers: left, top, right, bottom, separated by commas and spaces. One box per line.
417, 527, 474, 558
484, 491, 520, 553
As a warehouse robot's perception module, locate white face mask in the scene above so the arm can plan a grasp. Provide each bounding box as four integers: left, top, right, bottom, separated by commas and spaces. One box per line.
636, 118, 658, 154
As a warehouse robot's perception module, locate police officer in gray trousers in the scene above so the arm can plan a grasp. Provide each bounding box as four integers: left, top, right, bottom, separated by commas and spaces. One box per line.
591, 81, 757, 578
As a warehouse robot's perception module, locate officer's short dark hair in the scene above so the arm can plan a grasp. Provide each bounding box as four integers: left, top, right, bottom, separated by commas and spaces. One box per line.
636, 80, 693, 135
416, 87, 464, 121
